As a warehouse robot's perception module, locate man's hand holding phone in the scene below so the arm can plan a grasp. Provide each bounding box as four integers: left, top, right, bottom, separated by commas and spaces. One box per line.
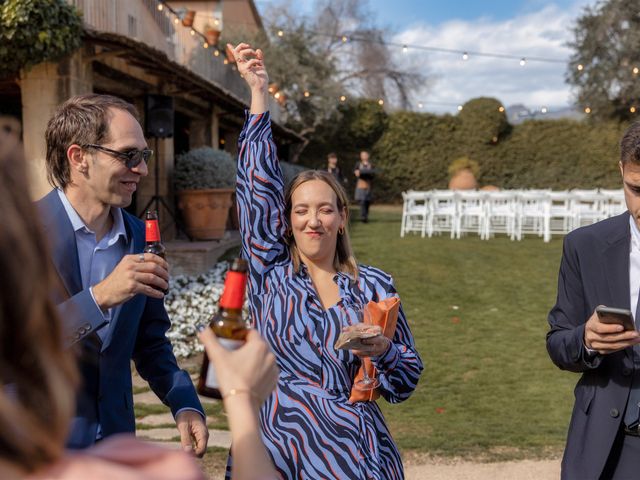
584, 306, 640, 354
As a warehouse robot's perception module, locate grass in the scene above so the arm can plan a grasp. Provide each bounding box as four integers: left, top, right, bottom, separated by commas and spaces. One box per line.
348, 206, 574, 461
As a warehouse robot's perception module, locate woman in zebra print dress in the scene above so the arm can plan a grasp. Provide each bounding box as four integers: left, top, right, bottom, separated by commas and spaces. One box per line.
228, 42, 424, 480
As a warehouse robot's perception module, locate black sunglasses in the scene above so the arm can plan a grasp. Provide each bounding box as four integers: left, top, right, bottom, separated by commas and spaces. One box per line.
83, 144, 153, 169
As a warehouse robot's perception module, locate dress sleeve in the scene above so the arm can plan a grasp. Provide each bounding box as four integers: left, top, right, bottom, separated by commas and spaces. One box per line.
370, 276, 424, 404
236, 111, 289, 294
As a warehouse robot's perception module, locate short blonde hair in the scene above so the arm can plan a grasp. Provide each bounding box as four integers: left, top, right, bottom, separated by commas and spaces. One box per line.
284, 170, 358, 279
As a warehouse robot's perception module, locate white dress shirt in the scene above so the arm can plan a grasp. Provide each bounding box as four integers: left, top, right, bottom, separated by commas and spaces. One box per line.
630, 216, 640, 322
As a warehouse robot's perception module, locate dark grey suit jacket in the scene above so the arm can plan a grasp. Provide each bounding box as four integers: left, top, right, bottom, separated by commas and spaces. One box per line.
547, 212, 635, 479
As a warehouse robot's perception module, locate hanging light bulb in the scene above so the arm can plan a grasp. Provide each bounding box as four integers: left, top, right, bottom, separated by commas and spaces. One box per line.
378, 99, 384, 105
577, 64, 584, 71
584, 106, 591, 114
520, 58, 526, 67
541, 106, 548, 114
498, 106, 505, 112
277, 30, 284, 37
214, 50, 220, 57
214, 18, 220, 26
457, 105, 463, 112
418, 102, 423, 109
157, 3, 163, 11
224, 58, 229, 65
633, 67, 639, 75
303, 91, 310, 98
174, 17, 179, 24
190, 29, 195, 36
342, 35, 348, 43
203, 42, 208, 49
462, 52, 469, 61
340, 95, 347, 102
274, 92, 281, 99
631, 106, 637, 113
402, 45, 408, 53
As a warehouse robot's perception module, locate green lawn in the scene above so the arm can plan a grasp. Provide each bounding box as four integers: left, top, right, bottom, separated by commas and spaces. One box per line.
350, 206, 575, 460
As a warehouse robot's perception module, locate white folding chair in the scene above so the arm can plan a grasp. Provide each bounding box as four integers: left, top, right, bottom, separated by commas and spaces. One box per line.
572, 191, 606, 228
599, 189, 626, 217
517, 192, 551, 242
456, 191, 487, 239
400, 191, 429, 237
548, 191, 575, 236
485, 191, 517, 240
427, 190, 457, 238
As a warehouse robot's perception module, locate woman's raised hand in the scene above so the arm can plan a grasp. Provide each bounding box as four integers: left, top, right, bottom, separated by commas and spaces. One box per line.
228, 43, 268, 93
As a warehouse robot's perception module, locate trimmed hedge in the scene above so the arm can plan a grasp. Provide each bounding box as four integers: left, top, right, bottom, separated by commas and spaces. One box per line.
298, 97, 628, 202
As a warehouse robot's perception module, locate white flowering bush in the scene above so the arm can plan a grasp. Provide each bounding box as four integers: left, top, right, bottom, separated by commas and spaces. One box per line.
165, 261, 249, 358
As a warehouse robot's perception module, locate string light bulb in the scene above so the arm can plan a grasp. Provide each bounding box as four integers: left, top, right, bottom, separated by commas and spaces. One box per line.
418, 102, 423, 109
157, 3, 163, 11
519, 58, 526, 67
190, 29, 195, 36
402, 45, 408, 53
498, 106, 505, 112
541, 106, 548, 114
631, 106, 637, 113
378, 99, 384, 105
462, 52, 469, 61
584, 106, 591, 114
214, 18, 220, 26
224, 58, 229, 65
342, 35, 348, 43
633, 67, 639, 75
274, 92, 281, 99
277, 30, 284, 37
577, 64, 584, 71
457, 105, 463, 112
214, 50, 220, 56
303, 91, 310, 98
174, 17, 179, 24
340, 95, 347, 102
203, 42, 208, 49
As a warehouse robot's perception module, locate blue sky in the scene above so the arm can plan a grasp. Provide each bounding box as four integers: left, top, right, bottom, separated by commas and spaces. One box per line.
255, 0, 598, 113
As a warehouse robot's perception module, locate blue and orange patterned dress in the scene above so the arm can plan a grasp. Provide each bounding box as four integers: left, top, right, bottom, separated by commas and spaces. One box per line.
230, 111, 424, 479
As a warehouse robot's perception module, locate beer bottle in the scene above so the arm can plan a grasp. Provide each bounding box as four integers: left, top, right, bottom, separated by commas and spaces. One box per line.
197, 258, 249, 399
143, 210, 166, 259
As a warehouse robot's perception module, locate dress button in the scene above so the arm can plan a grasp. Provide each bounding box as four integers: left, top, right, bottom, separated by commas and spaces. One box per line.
610, 408, 620, 418
623, 368, 632, 376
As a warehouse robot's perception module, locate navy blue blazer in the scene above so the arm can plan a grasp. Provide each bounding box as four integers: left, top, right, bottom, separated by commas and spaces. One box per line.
37, 190, 203, 448
547, 212, 635, 479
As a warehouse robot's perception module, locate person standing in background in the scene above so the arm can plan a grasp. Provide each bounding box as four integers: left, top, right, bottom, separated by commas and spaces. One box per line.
326, 152, 346, 186
354, 150, 375, 223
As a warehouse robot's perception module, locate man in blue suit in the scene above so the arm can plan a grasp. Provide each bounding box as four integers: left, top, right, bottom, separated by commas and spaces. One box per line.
547, 121, 640, 479
37, 94, 208, 454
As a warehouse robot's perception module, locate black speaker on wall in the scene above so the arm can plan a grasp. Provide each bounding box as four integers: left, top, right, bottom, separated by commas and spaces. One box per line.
145, 94, 174, 138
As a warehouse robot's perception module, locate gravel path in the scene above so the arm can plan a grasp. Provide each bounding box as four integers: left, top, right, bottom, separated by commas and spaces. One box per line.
404, 458, 560, 479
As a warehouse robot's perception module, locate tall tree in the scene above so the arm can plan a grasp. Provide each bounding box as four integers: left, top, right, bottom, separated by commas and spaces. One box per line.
226, 0, 426, 158
567, 0, 640, 121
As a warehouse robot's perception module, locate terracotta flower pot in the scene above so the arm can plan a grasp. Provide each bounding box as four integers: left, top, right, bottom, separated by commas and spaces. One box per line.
205, 28, 221, 46
448, 168, 477, 190
177, 188, 234, 240
182, 10, 196, 27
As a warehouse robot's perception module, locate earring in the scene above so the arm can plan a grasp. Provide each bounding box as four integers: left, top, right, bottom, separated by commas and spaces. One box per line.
338, 226, 345, 235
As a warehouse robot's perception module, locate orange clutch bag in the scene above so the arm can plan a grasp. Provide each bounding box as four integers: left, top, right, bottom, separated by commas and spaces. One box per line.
349, 297, 400, 403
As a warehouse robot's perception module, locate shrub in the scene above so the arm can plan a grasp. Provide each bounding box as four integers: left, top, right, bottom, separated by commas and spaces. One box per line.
0, 0, 83, 78
174, 147, 236, 191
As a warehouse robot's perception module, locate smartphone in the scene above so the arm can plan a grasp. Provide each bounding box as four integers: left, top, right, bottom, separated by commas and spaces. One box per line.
596, 306, 636, 331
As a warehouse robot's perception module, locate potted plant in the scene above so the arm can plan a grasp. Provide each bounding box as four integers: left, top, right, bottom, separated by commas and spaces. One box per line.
174, 147, 236, 240
448, 156, 479, 190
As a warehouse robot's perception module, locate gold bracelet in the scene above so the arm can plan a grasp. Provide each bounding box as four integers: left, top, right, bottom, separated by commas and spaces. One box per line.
223, 388, 260, 403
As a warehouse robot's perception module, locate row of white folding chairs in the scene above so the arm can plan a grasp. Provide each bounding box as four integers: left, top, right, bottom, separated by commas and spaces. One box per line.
400, 189, 626, 242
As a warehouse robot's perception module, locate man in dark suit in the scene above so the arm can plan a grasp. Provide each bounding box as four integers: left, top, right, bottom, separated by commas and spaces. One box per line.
547, 121, 640, 479
37, 94, 208, 454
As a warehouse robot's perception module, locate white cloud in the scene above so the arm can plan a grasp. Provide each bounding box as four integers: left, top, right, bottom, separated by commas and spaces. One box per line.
394, 0, 596, 114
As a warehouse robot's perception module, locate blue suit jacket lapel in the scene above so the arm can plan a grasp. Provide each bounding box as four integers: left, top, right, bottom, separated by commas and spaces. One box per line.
39, 190, 83, 297
102, 212, 145, 350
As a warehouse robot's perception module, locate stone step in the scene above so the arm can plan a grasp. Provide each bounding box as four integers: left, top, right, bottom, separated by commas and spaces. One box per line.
138, 428, 231, 449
